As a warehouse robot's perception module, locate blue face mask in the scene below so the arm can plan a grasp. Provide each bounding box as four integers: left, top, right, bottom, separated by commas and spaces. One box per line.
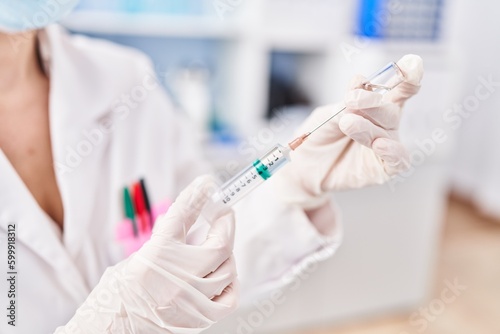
0, 0, 80, 33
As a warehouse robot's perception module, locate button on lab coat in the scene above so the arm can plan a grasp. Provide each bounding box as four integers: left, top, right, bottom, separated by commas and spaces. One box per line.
0, 25, 341, 333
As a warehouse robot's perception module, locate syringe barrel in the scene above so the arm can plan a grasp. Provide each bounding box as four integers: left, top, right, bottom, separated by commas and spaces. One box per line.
201, 144, 291, 221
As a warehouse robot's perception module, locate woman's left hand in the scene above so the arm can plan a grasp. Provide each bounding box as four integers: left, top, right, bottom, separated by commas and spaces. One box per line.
274, 54, 424, 209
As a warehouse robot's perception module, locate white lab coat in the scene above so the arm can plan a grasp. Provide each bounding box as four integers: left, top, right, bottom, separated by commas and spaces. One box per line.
0, 25, 341, 334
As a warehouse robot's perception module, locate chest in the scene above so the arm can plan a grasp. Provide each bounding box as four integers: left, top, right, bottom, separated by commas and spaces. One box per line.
0, 83, 64, 227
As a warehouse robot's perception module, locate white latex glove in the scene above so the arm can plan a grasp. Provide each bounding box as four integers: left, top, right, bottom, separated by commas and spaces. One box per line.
56, 176, 238, 334
275, 54, 423, 209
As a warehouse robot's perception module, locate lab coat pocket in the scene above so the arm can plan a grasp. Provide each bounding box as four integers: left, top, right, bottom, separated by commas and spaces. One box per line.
115, 199, 172, 256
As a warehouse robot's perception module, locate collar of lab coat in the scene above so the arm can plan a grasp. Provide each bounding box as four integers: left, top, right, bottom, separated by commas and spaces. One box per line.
42, 24, 139, 258
39, 25, 104, 253
38, 24, 125, 126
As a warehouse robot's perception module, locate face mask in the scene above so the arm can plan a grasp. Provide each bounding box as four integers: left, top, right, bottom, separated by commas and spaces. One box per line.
0, 0, 80, 33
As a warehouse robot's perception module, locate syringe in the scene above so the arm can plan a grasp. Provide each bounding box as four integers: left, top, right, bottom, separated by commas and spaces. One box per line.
201, 144, 292, 220
201, 61, 405, 220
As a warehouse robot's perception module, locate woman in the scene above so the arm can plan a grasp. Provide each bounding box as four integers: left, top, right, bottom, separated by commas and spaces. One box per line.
0, 1, 423, 333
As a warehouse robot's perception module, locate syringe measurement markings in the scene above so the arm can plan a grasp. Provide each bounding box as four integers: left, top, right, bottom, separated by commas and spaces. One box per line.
221, 170, 258, 203
219, 148, 287, 205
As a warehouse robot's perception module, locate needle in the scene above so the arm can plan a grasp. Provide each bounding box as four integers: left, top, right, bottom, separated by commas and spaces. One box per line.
305, 106, 347, 136
288, 106, 346, 150
287, 60, 405, 151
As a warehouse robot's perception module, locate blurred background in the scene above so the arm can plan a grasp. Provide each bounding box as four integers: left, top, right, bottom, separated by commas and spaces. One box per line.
62, 0, 499, 333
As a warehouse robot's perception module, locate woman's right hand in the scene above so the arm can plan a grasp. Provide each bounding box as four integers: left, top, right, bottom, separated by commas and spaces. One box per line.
56, 176, 238, 334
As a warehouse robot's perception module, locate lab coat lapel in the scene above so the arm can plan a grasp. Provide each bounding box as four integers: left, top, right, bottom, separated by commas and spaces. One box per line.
42, 24, 157, 259
43, 25, 113, 259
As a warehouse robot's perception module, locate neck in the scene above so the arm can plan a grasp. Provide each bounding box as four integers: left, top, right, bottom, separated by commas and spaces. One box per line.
0, 30, 43, 92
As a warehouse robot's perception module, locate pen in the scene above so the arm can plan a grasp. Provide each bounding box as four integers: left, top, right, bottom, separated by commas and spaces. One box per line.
139, 178, 153, 227
133, 182, 149, 233
123, 187, 138, 237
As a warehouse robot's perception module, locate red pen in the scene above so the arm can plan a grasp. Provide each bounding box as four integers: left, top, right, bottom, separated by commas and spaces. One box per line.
132, 182, 149, 233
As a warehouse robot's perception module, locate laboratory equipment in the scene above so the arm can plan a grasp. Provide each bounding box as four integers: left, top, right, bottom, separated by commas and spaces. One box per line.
201, 62, 406, 220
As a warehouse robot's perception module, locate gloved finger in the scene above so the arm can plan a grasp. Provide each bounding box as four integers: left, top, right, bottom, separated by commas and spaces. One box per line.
372, 137, 411, 176
150, 212, 234, 279
348, 74, 367, 90
350, 103, 401, 130
345, 89, 383, 110
192, 255, 237, 299
383, 54, 423, 106
338, 113, 390, 148
211, 280, 239, 314
154, 175, 218, 241
194, 281, 239, 324
199, 212, 236, 273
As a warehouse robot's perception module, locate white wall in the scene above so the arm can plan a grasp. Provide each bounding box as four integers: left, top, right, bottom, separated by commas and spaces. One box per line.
447, 0, 500, 219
